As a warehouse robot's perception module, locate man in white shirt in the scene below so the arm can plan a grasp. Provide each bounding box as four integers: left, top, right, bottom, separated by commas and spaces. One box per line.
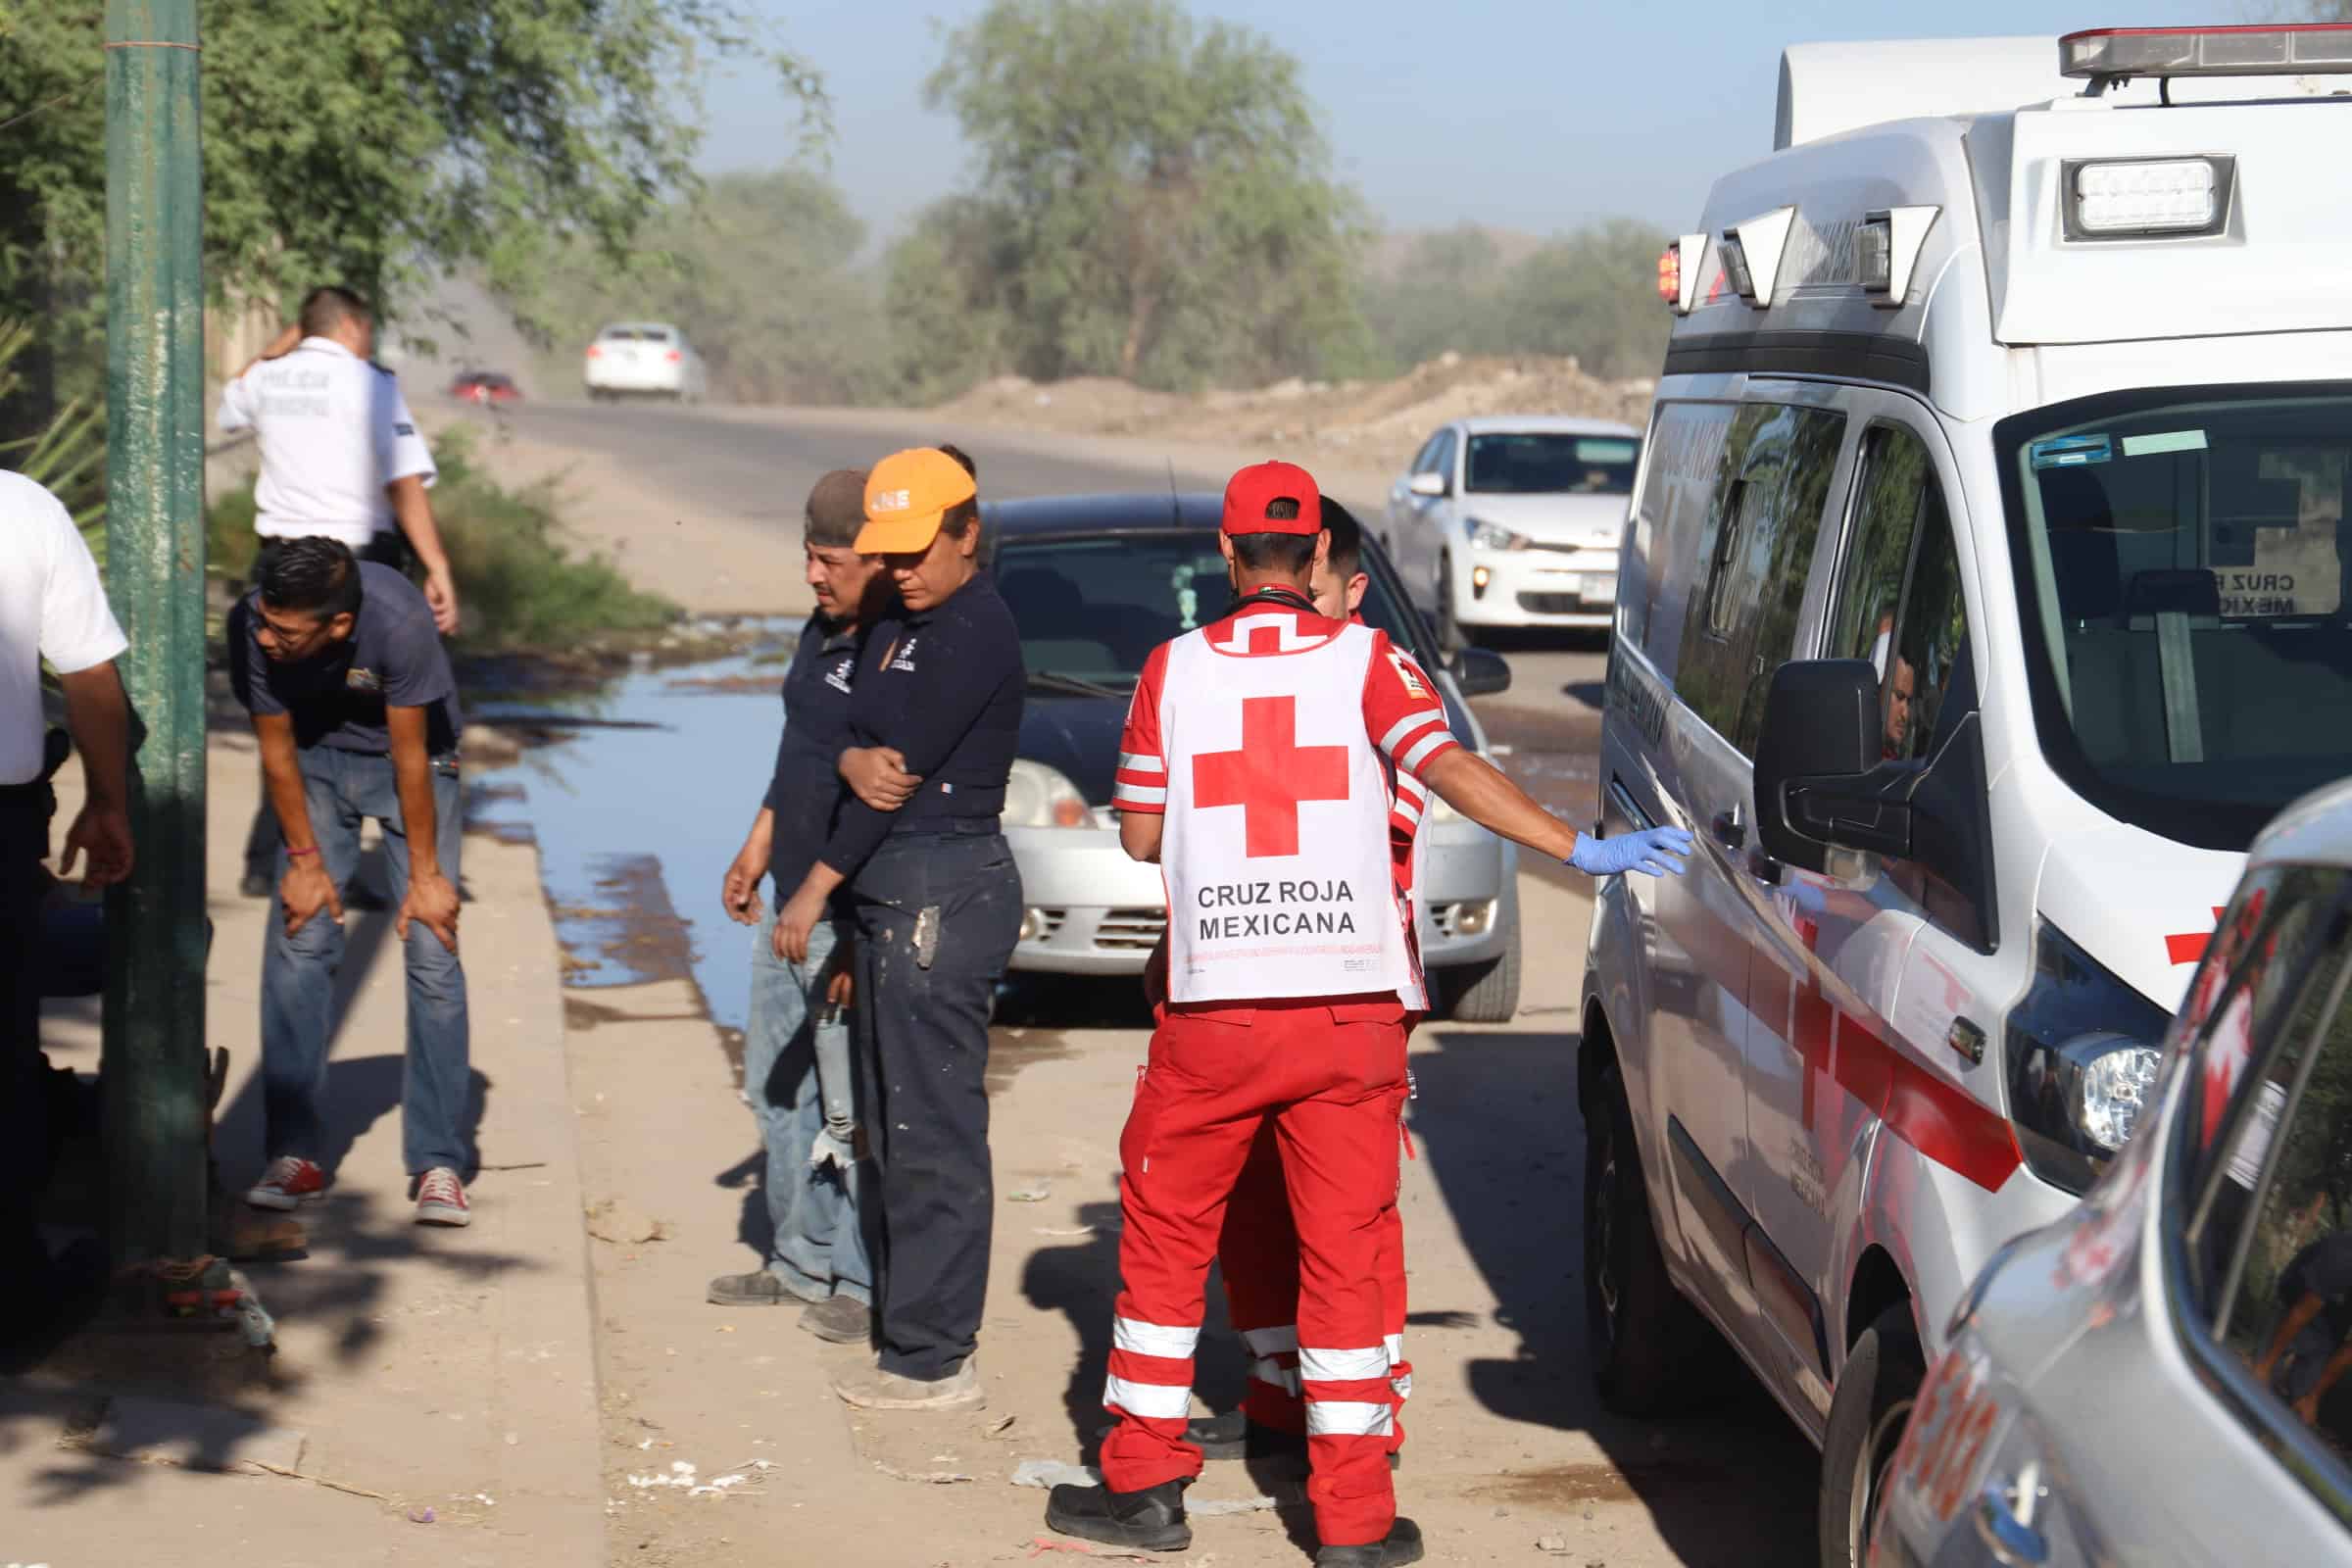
219, 285, 460, 896
0, 469, 132, 1340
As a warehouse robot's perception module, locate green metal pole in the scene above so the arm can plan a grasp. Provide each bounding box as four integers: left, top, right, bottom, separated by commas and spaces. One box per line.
102, 0, 208, 1268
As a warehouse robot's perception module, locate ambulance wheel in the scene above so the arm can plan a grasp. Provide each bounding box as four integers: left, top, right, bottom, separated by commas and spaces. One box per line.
1442, 892, 1520, 1022
1584, 1059, 1713, 1416
1818, 1301, 1924, 1568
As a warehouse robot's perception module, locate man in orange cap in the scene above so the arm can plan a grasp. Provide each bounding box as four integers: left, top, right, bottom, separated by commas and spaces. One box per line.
772, 447, 1026, 1411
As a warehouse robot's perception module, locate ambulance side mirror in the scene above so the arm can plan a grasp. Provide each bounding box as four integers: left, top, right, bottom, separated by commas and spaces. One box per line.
1449, 648, 1511, 698
1752, 659, 1914, 872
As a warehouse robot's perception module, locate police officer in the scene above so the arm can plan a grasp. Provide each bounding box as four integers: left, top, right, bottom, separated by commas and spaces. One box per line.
219, 285, 458, 896
1047, 462, 1690, 1566
771, 447, 1025, 1411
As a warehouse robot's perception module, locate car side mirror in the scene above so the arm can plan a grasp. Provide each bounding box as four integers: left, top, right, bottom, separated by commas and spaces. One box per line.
1449, 648, 1511, 698
1408, 471, 1447, 499
1753, 660, 1914, 872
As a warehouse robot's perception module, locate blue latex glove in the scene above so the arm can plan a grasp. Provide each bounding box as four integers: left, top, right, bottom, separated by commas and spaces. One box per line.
1566, 825, 1695, 878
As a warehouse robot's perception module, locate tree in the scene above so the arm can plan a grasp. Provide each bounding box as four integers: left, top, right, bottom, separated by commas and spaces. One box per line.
534, 169, 891, 405
1359, 225, 1512, 368
0, 1, 821, 403
914, 0, 1374, 391
1495, 220, 1672, 379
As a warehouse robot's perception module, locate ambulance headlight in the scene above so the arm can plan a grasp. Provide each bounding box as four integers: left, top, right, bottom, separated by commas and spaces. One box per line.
2004, 921, 2173, 1194
1004, 759, 1092, 829
1465, 517, 1527, 553
2066, 157, 2232, 239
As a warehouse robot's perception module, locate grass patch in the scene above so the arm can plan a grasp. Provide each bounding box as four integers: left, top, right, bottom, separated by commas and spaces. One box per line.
207, 429, 676, 652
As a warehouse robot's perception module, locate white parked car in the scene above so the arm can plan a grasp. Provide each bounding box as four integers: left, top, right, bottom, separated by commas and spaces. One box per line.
1874, 774, 2352, 1567
583, 321, 708, 404
1383, 416, 1640, 645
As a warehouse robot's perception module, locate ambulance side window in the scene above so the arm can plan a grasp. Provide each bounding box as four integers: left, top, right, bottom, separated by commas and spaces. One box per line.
1676, 403, 1846, 754
1831, 424, 1968, 765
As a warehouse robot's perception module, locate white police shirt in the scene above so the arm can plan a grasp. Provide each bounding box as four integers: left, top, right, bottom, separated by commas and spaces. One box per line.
217, 336, 437, 548
0, 470, 128, 785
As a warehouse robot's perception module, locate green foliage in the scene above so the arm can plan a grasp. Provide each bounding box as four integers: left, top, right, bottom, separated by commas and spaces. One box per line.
529, 168, 891, 404
206, 429, 674, 652
0, 317, 107, 559
900, 0, 1377, 392
1359, 220, 1671, 381
0, 1, 822, 385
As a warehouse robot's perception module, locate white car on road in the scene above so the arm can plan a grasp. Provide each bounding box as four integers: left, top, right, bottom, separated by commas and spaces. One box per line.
1383, 416, 1640, 645
583, 321, 708, 404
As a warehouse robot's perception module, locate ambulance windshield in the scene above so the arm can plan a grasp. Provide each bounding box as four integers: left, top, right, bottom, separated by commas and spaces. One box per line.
1998, 384, 2352, 852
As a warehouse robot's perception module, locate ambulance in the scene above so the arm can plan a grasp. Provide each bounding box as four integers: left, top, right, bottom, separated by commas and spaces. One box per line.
1577, 25, 2352, 1564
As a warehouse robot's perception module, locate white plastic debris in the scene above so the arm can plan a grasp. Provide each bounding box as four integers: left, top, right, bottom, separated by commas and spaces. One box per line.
1012, 1459, 1102, 1489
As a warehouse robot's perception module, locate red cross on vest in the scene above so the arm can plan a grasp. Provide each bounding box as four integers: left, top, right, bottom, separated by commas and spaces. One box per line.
1192, 695, 1349, 858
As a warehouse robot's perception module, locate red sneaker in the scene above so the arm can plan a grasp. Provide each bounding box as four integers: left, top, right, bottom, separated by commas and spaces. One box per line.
414, 1167, 471, 1228
246, 1156, 327, 1210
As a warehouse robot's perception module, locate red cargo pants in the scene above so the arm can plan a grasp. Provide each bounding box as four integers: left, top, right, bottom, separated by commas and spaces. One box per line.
1101, 998, 1408, 1548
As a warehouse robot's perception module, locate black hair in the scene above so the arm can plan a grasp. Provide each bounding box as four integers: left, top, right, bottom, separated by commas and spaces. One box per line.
299, 284, 371, 340
935, 443, 981, 539
258, 535, 363, 621
1229, 531, 1318, 576
1320, 499, 1362, 581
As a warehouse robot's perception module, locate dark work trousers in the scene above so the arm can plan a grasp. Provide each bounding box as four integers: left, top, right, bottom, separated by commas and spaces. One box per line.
0, 790, 56, 1302
243, 529, 416, 882
849, 823, 1022, 1382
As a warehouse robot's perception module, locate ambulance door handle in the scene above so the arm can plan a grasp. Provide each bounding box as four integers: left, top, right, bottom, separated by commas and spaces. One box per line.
1746, 849, 1782, 884
1710, 807, 1744, 850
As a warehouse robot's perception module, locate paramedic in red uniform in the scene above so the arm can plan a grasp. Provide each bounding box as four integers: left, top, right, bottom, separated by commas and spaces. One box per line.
1046, 463, 1691, 1565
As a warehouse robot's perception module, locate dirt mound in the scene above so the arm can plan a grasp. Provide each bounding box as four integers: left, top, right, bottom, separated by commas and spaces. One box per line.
933, 354, 1654, 478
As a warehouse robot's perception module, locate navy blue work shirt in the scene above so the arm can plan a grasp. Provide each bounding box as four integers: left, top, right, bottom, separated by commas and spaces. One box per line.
227, 563, 462, 756
819, 570, 1024, 879
764, 612, 865, 900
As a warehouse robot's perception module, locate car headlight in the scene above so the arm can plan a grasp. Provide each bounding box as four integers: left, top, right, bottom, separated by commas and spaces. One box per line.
1004, 759, 1093, 829
1465, 517, 1527, 552
2004, 920, 2172, 1195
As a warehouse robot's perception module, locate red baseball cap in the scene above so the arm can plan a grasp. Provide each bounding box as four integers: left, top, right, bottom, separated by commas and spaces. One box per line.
1221, 461, 1322, 537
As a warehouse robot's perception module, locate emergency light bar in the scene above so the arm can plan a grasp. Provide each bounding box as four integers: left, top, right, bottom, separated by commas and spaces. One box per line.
2059, 24, 2352, 86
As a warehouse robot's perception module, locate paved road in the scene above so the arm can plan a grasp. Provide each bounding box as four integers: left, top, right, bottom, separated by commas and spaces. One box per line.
500, 400, 1612, 820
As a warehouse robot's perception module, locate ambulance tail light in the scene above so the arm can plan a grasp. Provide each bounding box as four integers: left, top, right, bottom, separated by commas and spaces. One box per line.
2059, 24, 2352, 85
2003, 921, 2173, 1194
2066, 157, 2234, 239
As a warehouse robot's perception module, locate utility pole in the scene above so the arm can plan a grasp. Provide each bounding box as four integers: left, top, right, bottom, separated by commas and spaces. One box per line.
102, 0, 209, 1268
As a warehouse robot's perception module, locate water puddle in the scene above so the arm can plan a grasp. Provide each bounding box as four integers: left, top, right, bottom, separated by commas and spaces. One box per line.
466, 635, 790, 1036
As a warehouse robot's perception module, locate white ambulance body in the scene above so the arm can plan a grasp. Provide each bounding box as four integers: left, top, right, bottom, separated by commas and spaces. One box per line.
1579, 24, 2352, 1561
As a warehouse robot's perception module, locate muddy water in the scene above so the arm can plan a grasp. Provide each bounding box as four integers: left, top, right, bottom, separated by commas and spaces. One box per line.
466, 638, 791, 1035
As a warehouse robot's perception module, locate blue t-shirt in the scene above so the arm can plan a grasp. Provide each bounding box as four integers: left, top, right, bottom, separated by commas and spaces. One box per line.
228, 563, 462, 756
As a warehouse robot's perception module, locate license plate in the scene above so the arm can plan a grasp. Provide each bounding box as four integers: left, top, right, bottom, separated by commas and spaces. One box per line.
1576, 575, 1615, 603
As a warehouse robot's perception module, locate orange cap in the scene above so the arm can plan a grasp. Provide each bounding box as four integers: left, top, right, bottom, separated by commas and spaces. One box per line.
857, 448, 978, 555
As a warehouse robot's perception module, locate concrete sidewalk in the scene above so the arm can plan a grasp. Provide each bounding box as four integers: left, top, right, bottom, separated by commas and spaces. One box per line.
1, 725, 606, 1567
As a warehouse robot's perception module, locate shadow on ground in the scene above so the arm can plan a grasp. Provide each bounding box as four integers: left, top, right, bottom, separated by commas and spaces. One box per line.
1409, 1025, 1820, 1568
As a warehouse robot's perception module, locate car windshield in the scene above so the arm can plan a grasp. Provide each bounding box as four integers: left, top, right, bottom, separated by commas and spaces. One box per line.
1997, 384, 2352, 851
994, 529, 1425, 691
1464, 432, 1638, 496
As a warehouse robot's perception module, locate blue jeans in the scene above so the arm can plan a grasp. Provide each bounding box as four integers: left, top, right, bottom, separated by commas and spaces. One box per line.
747, 901, 871, 1303
261, 746, 471, 1176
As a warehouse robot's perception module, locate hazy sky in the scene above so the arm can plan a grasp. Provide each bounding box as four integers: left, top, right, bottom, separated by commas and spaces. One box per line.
700, 1, 2230, 243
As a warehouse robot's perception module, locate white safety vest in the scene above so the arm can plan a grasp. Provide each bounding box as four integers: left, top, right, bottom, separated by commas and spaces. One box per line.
1158, 614, 1421, 1008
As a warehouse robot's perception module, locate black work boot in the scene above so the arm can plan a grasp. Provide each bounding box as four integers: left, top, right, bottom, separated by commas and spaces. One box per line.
1188, 1408, 1307, 1463
1046, 1478, 1193, 1552
1316, 1517, 1425, 1568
